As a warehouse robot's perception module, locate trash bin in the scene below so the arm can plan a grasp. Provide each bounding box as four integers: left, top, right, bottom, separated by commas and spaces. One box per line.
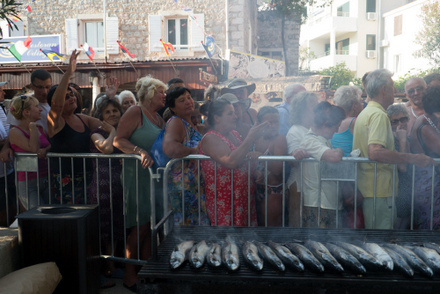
17, 205, 100, 294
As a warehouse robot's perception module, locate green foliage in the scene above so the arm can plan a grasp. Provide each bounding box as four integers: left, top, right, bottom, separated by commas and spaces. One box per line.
268, 0, 332, 24
319, 62, 355, 90
393, 67, 440, 92
0, 0, 22, 37
415, 1, 440, 65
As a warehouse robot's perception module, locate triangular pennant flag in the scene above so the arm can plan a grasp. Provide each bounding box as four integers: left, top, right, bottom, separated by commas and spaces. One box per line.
160, 39, 175, 56
81, 43, 95, 61
117, 41, 135, 59
40, 49, 66, 62
26, 5, 31, 12
7, 36, 32, 61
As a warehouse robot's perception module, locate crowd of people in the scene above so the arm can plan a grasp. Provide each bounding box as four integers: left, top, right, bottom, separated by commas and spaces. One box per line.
1, 53, 440, 290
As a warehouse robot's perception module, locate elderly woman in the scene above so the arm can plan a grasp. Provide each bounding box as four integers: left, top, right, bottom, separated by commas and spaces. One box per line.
47, 50, 103, 205
410, 85, 440, 230
89, 98, 124, 281
9, 94, 51, 210
286, 91, 319, 227
253, 106, 288, 226
162, 87, 209, 226
330, 85, 364, 228
118, 90, 137, 113
113, 75, 166, 291
199, 98, 269, 226
387, 103, 411, 229
299, 101, 346, 228
219, 93, 252, 139
331, 86, 363, 156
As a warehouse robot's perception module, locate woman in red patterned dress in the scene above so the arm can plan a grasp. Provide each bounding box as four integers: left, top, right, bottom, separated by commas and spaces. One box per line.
199, 98, 269, 226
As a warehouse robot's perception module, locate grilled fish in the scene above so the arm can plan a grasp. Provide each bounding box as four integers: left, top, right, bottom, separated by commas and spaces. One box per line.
325, 243, 366, 274
222, 241, 240, 271
242, 241, 264, 271
170, 240, 195, 269
363, 243, 394, 271
256, 242, 285, 272
383, 247, 414, 278
207, 242, 222, 268
333, 241, 383, 271
189, 240, 211, 269
285, 242, 324, 273
411, 246, 440, 275
268, 240, 304, 272
423, 242, 440, 255
305, 240, 344, 273
385, 244, 433, 278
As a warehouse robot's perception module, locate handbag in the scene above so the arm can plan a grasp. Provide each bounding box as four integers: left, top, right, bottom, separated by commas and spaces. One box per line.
150, 129, 171, 169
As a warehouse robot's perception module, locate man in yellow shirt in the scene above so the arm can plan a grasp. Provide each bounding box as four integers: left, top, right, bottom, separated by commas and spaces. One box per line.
353, 69, 435, 229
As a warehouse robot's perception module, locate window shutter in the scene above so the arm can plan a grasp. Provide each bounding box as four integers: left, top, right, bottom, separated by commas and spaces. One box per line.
149, 15, 162, 52
190, 14, 204, 52
65, 18, 78, 53
0, 21, 9, 38
106, 17, 119, 54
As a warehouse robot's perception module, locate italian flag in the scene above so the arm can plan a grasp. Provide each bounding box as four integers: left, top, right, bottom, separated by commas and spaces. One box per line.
8, 36, 32, 62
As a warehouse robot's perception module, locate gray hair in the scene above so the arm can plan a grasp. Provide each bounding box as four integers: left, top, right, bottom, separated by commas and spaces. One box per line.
365, 69, 393, 99
290, 91, 319, 125
118, 90, 136, 104
333, 86, 362, 113
135, 75, 167, 103
386, 103, 409, 118
284, 83, 306, 103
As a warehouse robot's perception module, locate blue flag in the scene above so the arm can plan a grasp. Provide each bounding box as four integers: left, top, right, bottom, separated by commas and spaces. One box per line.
202, 36, 215, 58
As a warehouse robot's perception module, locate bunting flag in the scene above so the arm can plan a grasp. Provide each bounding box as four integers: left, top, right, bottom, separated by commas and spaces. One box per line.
201, 36, 215, 58
12, 15, 20, 21
40, 49, 66, 62
160, 39, 175, 56
117, 40, 135, 59
81, 43, 95, 61
7, 36, 32, 62
25, 5, 31, 12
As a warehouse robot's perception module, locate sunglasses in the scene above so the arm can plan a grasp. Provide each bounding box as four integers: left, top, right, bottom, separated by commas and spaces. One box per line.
390, 117, 409, 125
20, 95, 27, 110
65, 89, 75, 100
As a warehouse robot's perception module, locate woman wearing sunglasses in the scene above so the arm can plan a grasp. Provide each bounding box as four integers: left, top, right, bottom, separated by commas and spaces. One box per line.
9, 94, 51, 210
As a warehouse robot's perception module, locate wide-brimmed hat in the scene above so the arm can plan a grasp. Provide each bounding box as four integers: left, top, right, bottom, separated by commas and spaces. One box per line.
224, 78, 256, 95
0, 82, 7, 87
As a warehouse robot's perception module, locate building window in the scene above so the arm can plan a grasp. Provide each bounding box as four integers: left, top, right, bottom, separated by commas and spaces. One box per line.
337, 2, 350, 17
167, 18, 188, 50
336, 38, 349, 55
366, 35, 376, 50
325, 43, 330, 55
366, 0, 376, 13
258, 49, 284, 61
84, 21, 104, 50
394, 15, 402, 36
394, 55, 401, 73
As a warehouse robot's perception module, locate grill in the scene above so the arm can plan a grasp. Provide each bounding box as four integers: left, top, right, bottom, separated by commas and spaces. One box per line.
139, 226, 440, 293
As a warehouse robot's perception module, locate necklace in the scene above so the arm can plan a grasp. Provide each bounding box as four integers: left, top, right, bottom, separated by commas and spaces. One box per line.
411, 107, 420, 119
423, 114, 440, 135
144, 108, 162, 128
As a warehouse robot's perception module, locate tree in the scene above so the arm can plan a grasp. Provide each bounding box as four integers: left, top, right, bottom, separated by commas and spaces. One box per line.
320, 62, 355, 90
415, 0, 440, 65
0, 0, 22, 38
267, 0, 332, 76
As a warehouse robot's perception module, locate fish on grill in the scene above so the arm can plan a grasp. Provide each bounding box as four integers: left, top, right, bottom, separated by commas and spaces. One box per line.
362, 243, 394, 271
410, 246, 440, 275
423, 242, 440, 255
305, 240, 344, 273
285, 242, 324, 273
385, 244, 433, 278
325, 243, 366, 275
242, 241, 264, 271
256, 242, 285, 272
383, 247, 414, 278
268, 241, 304, 272
222, 241, 240, 271
333, 241, 383, 271
170, 240, 195, 269
207, 242, 222, 268
189, 240, 211, 269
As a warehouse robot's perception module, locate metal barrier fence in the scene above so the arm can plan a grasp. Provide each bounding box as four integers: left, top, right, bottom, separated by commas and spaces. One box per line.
1, 153, 440, 264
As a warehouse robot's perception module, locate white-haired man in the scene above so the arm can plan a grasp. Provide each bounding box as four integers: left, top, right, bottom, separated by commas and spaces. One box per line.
277, 83, 306, 136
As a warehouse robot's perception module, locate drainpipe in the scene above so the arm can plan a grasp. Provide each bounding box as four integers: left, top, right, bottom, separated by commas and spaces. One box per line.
103, 0, 107, 62
377, 0, 381, 69
225, 0, 229, 50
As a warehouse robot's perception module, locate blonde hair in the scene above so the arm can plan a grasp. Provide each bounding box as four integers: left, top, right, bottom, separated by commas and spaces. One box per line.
10, 94, 39, 120
135, 76, 167, 104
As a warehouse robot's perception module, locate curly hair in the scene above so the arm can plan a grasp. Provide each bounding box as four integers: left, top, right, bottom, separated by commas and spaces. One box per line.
135, 76, 167, 104
93, 97, 122, 122
289, 91, 319, 126
333, 86, 362, 113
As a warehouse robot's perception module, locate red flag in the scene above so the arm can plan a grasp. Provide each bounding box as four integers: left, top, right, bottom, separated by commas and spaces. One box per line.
26, 5, 31, 12
117, 41, 135, 59
160, 39, 175, 56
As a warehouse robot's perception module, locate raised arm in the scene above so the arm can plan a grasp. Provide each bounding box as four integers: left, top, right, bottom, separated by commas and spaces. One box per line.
47, 50, 81, 138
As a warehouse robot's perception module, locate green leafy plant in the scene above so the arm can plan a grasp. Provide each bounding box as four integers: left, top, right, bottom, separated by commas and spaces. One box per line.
319, 62, 355, 90
0, 0, 22, 37
415, 1, 440, 65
